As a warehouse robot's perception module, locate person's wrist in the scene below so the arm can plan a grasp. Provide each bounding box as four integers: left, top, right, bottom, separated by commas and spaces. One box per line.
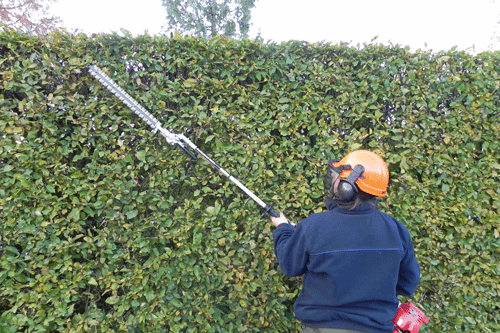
271, 213, 293, 227
274, 219, 290, 227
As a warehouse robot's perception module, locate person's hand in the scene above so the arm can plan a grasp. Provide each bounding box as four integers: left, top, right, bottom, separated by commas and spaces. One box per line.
270, 213, 290, 227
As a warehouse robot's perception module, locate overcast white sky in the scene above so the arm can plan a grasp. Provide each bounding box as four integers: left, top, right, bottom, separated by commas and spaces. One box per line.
52, 0, 500, 53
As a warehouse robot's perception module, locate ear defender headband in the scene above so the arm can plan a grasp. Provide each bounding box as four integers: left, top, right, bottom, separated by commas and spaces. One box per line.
336, 164, 365, 201
325, 160, 365, 202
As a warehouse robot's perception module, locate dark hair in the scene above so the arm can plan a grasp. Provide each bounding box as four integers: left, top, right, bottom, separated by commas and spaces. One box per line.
336, 191, 377, 210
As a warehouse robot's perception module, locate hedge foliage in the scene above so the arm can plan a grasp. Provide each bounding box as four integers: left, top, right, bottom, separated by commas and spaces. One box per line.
1, 29, 499, 332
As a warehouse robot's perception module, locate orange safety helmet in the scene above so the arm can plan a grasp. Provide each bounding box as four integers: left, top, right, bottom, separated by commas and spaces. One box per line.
331, 150, 389, 197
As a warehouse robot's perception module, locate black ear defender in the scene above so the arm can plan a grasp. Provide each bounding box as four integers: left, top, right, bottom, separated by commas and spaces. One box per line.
337, 164, 365, 201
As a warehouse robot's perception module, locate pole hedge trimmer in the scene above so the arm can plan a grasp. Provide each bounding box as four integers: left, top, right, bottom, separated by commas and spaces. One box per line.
88, 65, 279, 218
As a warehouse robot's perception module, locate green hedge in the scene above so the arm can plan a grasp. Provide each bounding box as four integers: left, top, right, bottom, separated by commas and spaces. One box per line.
1, 29, 499, 332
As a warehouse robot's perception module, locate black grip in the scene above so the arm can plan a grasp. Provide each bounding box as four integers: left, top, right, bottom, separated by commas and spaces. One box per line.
177, 143, 197, 160
264, 204, 280, 218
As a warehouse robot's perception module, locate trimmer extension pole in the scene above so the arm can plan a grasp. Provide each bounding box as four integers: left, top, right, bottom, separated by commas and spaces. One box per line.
175, 133, 279, 217
88, 65, 280, 218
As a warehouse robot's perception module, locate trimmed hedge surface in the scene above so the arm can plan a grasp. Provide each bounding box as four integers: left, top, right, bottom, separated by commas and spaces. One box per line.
1, 29, 499, 332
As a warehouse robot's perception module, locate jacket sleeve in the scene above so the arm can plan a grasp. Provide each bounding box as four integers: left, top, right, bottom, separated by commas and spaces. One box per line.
396, 227, 421, 297
272, 223, 308, 277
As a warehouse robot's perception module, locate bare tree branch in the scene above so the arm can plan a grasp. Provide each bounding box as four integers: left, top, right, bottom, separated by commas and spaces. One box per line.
0, 0, 62, 35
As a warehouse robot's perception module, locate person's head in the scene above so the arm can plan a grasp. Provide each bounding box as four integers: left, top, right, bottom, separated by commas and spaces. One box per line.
323, 150, 389, 210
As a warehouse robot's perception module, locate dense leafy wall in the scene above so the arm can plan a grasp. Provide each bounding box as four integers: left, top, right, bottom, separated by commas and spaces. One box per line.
1, 29, 499, 332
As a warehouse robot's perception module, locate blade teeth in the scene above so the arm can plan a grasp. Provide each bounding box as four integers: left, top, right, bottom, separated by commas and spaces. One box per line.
90, 65, 160, 129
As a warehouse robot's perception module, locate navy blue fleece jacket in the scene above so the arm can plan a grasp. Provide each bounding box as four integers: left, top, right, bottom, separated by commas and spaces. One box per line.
273, 200, 420, 333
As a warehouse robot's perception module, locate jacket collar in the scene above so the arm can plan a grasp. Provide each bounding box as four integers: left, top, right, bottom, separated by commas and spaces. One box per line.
325, 199, 376, 213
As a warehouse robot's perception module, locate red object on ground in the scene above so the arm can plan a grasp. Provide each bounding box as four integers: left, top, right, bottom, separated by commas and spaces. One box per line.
392, 302, 429, 333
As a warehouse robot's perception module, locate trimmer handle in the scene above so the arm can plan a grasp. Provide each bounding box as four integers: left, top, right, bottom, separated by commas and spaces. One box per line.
176, 143, 197, 160
264, 205, 280, 218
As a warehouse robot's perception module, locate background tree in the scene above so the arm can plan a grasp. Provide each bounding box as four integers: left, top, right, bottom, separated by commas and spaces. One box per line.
488, 0, 500, 49
161, 0, 256, 39
491, 17, 500, 49
0, 0, 61, 35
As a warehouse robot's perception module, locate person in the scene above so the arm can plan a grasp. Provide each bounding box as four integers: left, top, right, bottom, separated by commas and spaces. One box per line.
270, 150, 421, 333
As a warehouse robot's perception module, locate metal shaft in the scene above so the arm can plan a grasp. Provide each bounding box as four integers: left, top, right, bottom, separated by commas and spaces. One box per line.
178, 134, 269, 209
